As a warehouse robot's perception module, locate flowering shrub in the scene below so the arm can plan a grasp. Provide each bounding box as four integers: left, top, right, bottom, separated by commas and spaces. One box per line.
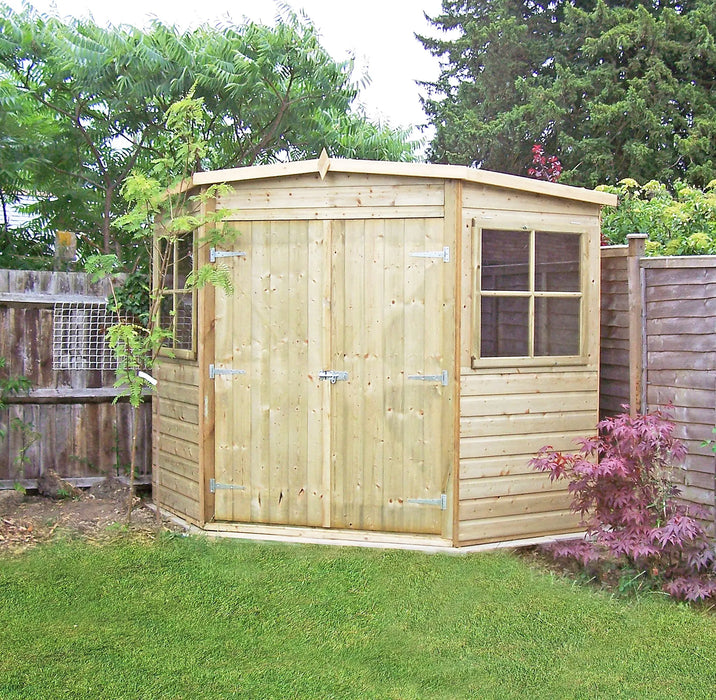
527, 144, 563, 183
598, 178, 716, 254
530, 410, 716, 601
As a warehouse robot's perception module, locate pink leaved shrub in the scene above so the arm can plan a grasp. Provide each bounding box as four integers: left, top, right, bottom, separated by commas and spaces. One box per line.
530, 409, 716, 601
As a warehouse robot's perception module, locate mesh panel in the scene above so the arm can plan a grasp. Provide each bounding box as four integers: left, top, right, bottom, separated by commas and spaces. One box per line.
52, 301, 118, 370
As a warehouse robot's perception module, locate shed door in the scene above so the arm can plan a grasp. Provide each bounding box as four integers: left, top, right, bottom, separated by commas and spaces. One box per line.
330, 219, 450, 534
212, 218, 452, 535
213, 221, 329, 526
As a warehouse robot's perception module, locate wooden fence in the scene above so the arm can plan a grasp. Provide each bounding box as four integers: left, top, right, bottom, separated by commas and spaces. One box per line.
0, 269, 151, 487
600, 237, 716, 534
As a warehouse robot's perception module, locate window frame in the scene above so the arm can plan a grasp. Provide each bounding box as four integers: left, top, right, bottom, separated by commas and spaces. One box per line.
470, 220, 589, 369
154, 230, 197, 360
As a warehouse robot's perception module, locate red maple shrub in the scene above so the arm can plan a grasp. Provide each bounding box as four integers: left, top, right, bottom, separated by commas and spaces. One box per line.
527, 144, 563, 182
530, 409, 716, 601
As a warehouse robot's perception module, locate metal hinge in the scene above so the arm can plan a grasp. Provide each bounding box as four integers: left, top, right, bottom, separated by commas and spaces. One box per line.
407, 494, 447, 510
408, 370, 448, 386
318, 370, 349, 384
410, 246, 450, 263
209, 364, 246, 379
209, 248, 247, 263
209, 479, 246, 493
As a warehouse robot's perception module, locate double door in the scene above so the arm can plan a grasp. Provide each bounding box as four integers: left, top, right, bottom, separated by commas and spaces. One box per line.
212, 218, 453, 534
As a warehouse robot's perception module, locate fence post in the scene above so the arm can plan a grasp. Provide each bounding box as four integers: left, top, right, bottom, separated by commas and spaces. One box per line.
627, 234, 647, 417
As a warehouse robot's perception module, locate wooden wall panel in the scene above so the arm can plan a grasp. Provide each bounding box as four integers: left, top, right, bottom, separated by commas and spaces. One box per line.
153, 359, 201, 523
216, 172, 445, 221
458, 369, 597, 545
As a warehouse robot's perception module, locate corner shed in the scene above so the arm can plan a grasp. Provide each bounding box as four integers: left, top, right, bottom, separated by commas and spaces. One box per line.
153, 155, 616, 548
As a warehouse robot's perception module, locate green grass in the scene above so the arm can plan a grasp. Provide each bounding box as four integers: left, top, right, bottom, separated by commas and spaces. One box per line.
1, 536, 715, 699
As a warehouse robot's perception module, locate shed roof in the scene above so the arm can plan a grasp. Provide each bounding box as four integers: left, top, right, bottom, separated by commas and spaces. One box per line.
192, 152, 618, 207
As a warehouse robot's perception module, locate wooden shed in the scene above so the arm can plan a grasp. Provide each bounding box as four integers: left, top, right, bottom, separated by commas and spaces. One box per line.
153, 154, 616, 548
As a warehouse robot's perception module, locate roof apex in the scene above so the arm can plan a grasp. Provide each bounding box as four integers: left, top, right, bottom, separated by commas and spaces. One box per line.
192, 156, 617, 207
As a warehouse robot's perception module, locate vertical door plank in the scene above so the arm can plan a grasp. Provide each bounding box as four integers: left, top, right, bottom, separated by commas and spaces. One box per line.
213, 238, 234, 520
250, 220, 272, 522
381, 218, 407, 533
306, 220, 328, 527
402, 218, 428, 533
230, 222, 252, 522
330, 220, 348, 528
287, 220, 309, 525
268, 221, 290, 524
361, 219, 386, 530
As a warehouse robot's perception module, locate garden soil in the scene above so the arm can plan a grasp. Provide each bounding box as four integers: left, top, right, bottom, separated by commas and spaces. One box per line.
0, 478, 186, 553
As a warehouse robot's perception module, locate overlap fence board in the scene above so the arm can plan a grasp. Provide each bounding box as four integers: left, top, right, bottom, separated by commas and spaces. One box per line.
600, 247, 716, 534
0, 269, 151, 484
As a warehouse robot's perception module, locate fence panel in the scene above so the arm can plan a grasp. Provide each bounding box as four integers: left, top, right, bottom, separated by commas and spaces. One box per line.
600, 249, 716, 535
0, 269, 151, 485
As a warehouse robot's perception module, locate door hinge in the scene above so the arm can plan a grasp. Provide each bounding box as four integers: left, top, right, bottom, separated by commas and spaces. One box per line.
210, 247, 247, 263
407, 494, 447, 510
408, 370, 448, 386
410, 246, 450, 263
209, 479, 246, 493
318, 370, 349, 384
209, 364, 246, 379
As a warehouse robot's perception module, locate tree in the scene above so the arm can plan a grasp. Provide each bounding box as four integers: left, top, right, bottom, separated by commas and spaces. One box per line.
86, 90, 232, 522
0, 3, 416, 268
418, 0, 716, 188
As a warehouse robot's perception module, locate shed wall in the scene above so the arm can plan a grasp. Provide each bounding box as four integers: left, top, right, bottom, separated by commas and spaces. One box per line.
457, 192, 602, 545
153, 359, 201, 523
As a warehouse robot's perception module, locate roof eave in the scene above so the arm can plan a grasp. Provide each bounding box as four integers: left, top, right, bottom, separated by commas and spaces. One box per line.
192, 156, 618, 207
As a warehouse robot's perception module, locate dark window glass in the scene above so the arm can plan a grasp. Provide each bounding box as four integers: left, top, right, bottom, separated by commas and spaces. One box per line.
534, 297, 580, 356
535, 232, 580, 292
481, 230, 529, 291
480, 296, 530, 357
175, 293, 194, 350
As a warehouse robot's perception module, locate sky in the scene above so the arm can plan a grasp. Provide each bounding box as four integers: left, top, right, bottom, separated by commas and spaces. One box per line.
7, 0, 446, 141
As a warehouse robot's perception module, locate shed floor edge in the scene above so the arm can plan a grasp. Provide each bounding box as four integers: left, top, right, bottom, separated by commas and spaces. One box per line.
151, 505, 586, 554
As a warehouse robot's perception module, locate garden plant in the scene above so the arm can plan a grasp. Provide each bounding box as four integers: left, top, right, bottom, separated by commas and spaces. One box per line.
531, 410, 716, 602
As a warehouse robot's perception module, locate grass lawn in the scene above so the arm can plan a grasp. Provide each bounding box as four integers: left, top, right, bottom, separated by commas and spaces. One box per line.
1, 535, 715, 699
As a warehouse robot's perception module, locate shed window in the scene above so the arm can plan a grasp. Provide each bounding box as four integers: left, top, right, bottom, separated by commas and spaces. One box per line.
473, 228, 582, 365
157, 232, 195, 356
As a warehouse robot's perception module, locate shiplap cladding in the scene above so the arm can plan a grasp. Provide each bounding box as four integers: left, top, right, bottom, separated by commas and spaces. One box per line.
458, 190, 602, 546
152, 359, 201, 523
154, 157, 614, 545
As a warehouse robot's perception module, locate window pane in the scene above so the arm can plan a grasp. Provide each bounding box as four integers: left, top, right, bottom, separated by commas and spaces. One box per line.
481, 296, 529, 357
176, 234, 194, 289
160, 294, 173, 336
535, 297, 580, 356
175, 293, 194, 350
158, 239, 174, 289
481, 230, 529, 291
535, 232, 580, 292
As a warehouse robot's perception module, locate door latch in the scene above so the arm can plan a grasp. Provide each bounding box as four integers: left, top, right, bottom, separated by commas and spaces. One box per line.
318, 370, 349, 384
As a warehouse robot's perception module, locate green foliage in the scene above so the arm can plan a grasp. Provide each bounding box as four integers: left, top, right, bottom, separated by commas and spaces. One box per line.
419, 0, 716, 188
0, 356, 31, 441
0, 3, 415, 269
0, 356, 35, 481
599, 178, 716, 254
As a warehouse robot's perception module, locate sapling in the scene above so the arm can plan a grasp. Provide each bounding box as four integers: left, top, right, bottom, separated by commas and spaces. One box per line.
86, 90, 232, 523
531, 409, 716, 601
